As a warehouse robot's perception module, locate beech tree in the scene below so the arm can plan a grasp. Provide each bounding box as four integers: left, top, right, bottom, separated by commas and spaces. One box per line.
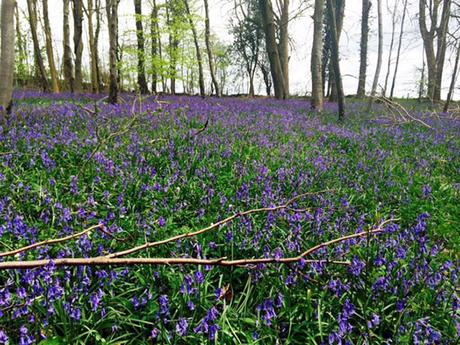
357, 0, 371, 97
63, 0, 75, 92
43, 0, 59, 93
106, 0, 120, 103
419, 0, 452, 102
0, 0, 16, 119
26, 0, 50, 92
259, 0, 287, 99
326, 0, 345, 120
311, 0, 324, 111
73, 0, 84, 93
134, 0, 149, 94
204, 0, 220, 96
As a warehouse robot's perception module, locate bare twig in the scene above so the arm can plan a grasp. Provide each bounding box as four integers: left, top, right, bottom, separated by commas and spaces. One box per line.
0, 218, 397, 270
105, 189, 336, 259
0, 224, 102, 258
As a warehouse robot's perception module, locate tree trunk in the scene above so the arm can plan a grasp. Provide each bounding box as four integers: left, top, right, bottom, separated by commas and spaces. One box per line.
134, 0, 149, 94
95, 0, 103, 91
382, 0, 398, 96
278, 0, 290, 96
389, 0, 408, 99
0, 0, 16, 120
369, 0, 383, 98
357, 0, 371, 97
106, 0, 119, 103
327, 0, 344, 102
311, 0, 324, 111
87, 0, 99, 93
419, 0, 451, 102
151, 0, 159, 94
184, 0, 205, 96
259, 0, 286, 99
326, 0, 345, 120
26, 0, 50, 92
204, 0, 220, 96
443, 40, 460, 113
14, 5, 28, 87
63, 0, 75, 92
73, 0, 84, 92
42, 0, 60, 93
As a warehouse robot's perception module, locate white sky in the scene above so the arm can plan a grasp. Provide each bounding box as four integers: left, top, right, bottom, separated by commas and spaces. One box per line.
16, 0, 460, 99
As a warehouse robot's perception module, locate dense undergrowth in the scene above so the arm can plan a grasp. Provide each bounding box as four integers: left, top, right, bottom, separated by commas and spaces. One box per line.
0, 92, 459, 344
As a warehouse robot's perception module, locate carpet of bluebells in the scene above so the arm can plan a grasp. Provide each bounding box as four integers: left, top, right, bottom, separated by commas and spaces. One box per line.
0, 91, 459, 344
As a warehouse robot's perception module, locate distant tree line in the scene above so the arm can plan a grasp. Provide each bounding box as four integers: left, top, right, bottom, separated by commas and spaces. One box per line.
0, 0, 459, 119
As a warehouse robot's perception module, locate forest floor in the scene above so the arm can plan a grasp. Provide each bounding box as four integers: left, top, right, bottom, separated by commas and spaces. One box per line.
0, 92, 459, 344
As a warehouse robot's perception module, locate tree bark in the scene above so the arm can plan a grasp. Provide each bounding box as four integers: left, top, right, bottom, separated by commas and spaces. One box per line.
278, 0, 290, 96
204, 0, 220, 96
259, 0, 286, 99
370, 0, 383, 98
382, 0, 398, 96
357, 0, 371, 97
326, 0, 345, 120
184, 0, 205, 96
43, 0, 60, 93
26, 0, 50, 92
106, 0, 119, 103
134, 0, 149, 94
87, 0, 99, 93
419, 0, 451, 102
151, 0, 159, 93
389, 0, 408, 99
327, 0, 344, 102
311, 0, 324, 111
63, 0, 75, 92
73, 0, 84, 93
0, 0, 16, 119
95, 0, 103, 91
443, 40, 460, 112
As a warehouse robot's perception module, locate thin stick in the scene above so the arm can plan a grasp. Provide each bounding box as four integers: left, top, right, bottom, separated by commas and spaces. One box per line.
0, 257, 350, 270
105, 190, 335, 258
0, 224, 102, 258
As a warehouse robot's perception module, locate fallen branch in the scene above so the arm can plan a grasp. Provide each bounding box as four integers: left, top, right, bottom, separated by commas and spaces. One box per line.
0, 224, 102, 258
0, 258, 350, 270
376, 96, 432, 129
0, 218, 397, 270
105, 189, 335, 259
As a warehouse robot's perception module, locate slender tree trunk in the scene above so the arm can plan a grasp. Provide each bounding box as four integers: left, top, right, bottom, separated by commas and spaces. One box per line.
0, 0, 16, 120
184, 0, 205, 96
95, 0, 103, 91
326, 0, 345, 120
26, 0, 50, 92
419, 0, 451, 102
279, 0, 290, 96
443, 41, 460, 113
204, 0, 220, 96
311, 0, 324, 111
106, 0, 119, 103
357, 0, 371, 97
63, 0, 74, 92
419, 55, 426, 102
134, 0, 149, 94
259, 0, 286, 99
42, 0, 59, 93
73, 0, 84, 92
382, 0, 398, 96
87, 0, 99, 93
328, 0, 344, 102
151, 0, 159, 94
389, 0, 408, 99
370, 0, 383, 98
14, 5, 28, 86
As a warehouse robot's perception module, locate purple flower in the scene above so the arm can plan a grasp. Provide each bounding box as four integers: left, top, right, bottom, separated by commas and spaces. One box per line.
176, 317, 188, 336
0, 330, 8, 344
349, 256, 365, 276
